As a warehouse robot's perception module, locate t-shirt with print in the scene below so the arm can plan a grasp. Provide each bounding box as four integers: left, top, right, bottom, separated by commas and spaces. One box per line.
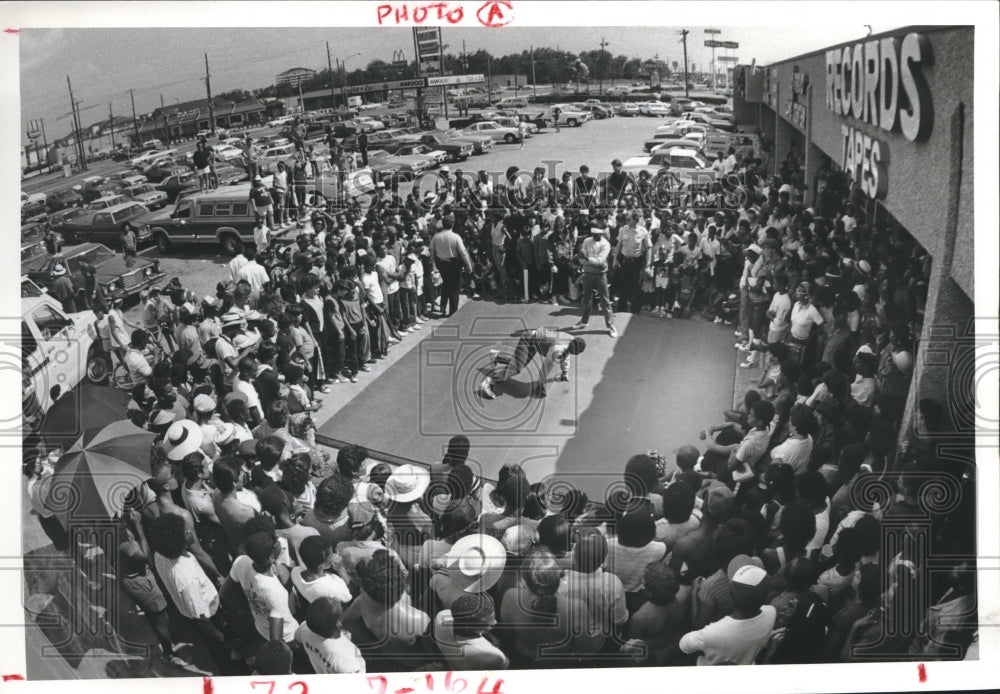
294, 623, 366, 674
229, 554, 299, 642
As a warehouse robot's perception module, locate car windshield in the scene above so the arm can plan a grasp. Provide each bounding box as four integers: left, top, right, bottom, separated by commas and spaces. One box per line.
21, 243, 46, 263
70, 245, 115, 267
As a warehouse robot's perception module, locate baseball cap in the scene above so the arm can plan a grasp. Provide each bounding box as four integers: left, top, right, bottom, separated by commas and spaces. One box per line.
727, 554, 769, 606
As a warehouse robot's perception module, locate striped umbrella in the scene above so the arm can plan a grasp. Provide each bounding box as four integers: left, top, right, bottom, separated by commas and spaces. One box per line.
44, 419, 155, 530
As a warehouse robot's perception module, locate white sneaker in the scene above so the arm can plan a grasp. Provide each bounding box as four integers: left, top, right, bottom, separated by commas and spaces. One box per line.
480, 379, 496, 399
609, 326, 618, 338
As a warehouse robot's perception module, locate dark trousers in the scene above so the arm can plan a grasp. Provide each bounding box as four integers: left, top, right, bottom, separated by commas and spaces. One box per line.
437, 259, 463, 316
491, 334, 539, 382
617, 256, 646, 312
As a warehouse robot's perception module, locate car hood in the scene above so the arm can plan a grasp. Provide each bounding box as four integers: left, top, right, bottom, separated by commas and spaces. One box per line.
136, 207, 175, 225
94, 255, 155, 278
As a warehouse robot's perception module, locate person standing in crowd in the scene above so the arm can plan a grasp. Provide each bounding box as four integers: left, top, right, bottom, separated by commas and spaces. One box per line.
358, 130, 369, 168
569, 225, 618, 338
193, 140, 213, 193
243, 134, 260, 180
429, 216, 473, 318
614, 210, 652, 314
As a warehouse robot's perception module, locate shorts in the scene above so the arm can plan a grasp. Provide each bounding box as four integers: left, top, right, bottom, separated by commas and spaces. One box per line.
254, 203, 273, 215
121, 570, 168, 614
198, 166, 211, 175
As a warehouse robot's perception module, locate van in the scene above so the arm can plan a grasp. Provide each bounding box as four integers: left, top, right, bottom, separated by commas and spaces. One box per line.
141, 139, 163, 150
496, 96, 529, 109
348, 95, 363, 109
143, 186, 292, 255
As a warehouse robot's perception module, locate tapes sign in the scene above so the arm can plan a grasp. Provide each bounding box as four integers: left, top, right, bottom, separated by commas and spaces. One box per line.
705, 39, 740, 49
345, 78, 426, 95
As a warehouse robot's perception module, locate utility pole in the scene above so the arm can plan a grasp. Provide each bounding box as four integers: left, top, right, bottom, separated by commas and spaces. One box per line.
66, 75, 87, 172
598, 37, 610, 95
40, 118, 49, 172
160, 93, 166, 142
531, 46, 537, 97
326, 41, 337, 107
204, 53, 216, 135
108, 102, 116, 151
680, 30, 690, 98
130, 88, 140, 149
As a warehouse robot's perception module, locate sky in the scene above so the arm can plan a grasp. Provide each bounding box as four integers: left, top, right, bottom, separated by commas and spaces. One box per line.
14, 7, 907, 145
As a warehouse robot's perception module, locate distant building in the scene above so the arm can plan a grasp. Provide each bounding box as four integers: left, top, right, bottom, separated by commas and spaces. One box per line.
276, 67, 316, 89
490, 73, 528, 89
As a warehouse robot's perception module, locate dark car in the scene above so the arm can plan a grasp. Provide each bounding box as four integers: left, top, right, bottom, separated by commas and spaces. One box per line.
214, 163, 248, 186
79, 180, 125, 204
157, 171, 202, 203
27, 242, 164, 302
58, 201, 152, 246
21, 220, 47, 247
144, 161, 189, 184
46, 187, 85, 212
48, 207, 90, 231
407, 132, 473, 161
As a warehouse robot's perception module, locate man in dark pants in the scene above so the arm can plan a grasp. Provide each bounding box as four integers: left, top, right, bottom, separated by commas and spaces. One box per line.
430, 216, 473, 317
613, 212, 652, 313
358, 130, 369, 167
569, 226, 618, 338
479, 327, 585, 399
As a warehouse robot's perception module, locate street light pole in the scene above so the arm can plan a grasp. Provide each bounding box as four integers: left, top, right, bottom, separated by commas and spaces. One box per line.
598, 37, 610, 95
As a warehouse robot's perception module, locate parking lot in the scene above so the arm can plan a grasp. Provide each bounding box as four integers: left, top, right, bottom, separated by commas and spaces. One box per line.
27, 110, 737, 326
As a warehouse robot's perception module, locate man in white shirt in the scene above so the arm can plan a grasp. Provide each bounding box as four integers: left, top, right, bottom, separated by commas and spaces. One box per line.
229, 531, 299, 644
123, 329, 153, 384
433, 592, 508, 670
239, 247, 270, 293
295, 597, 366, 674
569, 226, 618, 338
228, 244, 249, 284
679, 555, 776, 665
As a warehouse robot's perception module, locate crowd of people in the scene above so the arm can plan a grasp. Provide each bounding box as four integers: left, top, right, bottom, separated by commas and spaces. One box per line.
22, 133, 979, 674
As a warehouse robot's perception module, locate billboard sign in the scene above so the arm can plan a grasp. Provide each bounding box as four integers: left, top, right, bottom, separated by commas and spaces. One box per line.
426, 74, 486, 87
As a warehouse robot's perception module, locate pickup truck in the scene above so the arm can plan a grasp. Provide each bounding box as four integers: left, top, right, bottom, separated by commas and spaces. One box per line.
21, 294, 114, 430
58, 201, 152, 246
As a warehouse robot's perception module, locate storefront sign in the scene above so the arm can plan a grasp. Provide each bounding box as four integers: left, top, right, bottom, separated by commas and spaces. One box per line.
784, 100, 807, 130
824, 32, 933, 142
841, 124, 889, 200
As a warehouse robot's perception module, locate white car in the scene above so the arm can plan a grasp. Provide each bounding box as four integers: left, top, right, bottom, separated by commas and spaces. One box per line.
640, 102, 672, 117
258, 143, 298, 172
131, 148, 177, 168
267, 115, 295, 128
461, 121, 522, 143
621, 146, 715, 186
617, 103, 641, 117
391, 143, 449, 166
491, 115, 536, 134
21, 190, 47, 207
655, 121, 710, 136
544, 106, 591, 127
211, 144, 245, 163
353, 116, 386, 132
85, 194, 130, 211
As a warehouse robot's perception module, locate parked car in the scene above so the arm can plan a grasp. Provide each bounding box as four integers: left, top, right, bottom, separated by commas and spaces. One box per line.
214, 163, 248, 186
46, 187, 85, 212
257, 143, 298, 173
398, 131, 477, 160
142, 186, 298, 255
679, 111, 736, 132
572, 102, 615, 119
617, 103, 641, 117
621, 146, 715, 186
211, 144, 245, 163
21, 194, 47, 220
542, 105, 591, 127
58, 201, 152, 246
48, 207, 89, 230
388, 143, 448, 166
352, 116, 386, 132
28, 242, 163, 310
669, 97, 697, 116
21, 293, 112, 428
21, 220, 47, 247
640, 102, 672, 117
124, 182, 170, 210
78, 178, 125, 204
366, 149, 435, 181
462, 121, 523, 144
267, 115, 295, 128
106, 171, 148, 188
156, 171, 202, 204
650, 136, 707, 154
491, 115, 537, 134
143, 160, 189, 184
21, 275, 47, 298
130, 147, 177, 168
85, 194, 131, 211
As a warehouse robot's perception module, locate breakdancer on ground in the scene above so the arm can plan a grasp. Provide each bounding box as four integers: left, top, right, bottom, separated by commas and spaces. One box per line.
479, 326, 586, 399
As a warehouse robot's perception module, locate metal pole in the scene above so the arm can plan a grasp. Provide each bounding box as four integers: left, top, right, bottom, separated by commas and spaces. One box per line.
326, 41, 337, 108
67, 75, 87, 171
40, 118, 49, 172
109, 103, 116, 151
130, 89, 140, 149
531, 46, 537, 97
205, 53, 216, 135
681, 31, 690, 98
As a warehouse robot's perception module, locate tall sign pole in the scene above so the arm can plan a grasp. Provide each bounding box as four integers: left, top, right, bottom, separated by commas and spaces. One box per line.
705, 28, 721, 92
130, 89, 140, 148
680, 30, 690, 98
204, 53, 216, 135
326, 42, 337, 107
